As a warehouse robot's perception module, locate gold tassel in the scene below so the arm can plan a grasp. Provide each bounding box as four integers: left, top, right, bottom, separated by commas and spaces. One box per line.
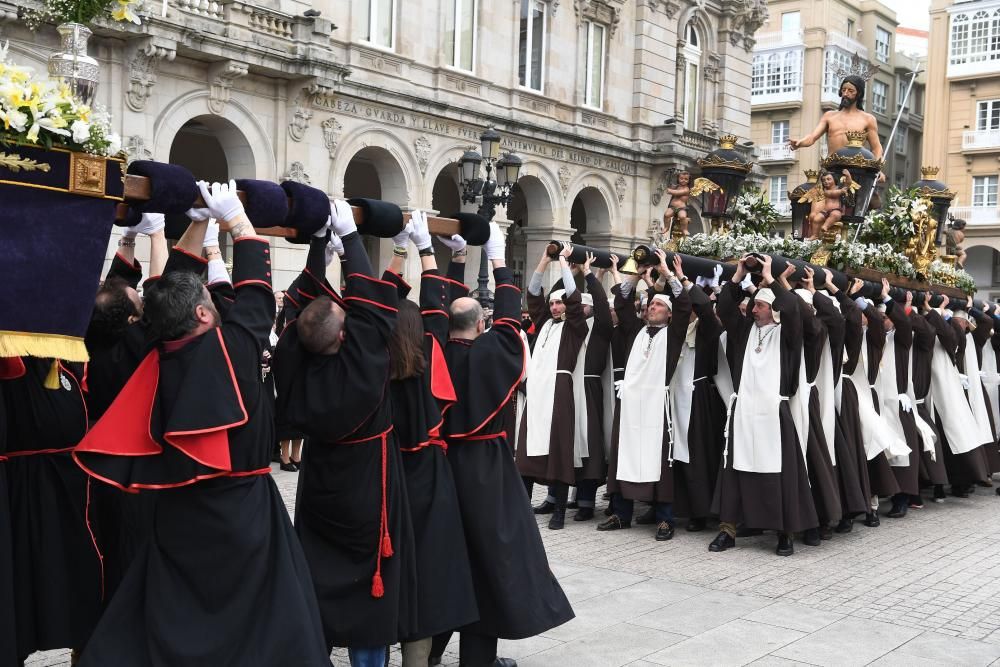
44, 359, 61, 390
0, 331, 89, 363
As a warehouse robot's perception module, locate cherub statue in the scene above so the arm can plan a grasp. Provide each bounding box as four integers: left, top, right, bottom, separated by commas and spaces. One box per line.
799, 169, 857, 239
660, 171, 722, 238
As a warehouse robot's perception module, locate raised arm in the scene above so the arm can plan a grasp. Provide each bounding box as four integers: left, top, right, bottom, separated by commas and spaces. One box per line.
790, 112, 830, 150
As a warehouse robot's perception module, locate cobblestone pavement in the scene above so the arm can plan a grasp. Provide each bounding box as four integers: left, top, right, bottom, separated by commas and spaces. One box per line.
29, 465, 1000, 666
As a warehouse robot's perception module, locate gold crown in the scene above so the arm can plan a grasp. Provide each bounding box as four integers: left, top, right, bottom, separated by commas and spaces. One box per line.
804, 169, 819, 181
920, 166, 940, 178
718, 134, 739, 150
845, 130, 867, 147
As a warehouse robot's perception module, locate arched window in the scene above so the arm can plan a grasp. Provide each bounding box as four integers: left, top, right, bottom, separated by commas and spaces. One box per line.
751, 54, 764, 95
682, 22, 702, 130
972, 10, 990, 61
782, 50, 801, 93
951, 13, 970, 64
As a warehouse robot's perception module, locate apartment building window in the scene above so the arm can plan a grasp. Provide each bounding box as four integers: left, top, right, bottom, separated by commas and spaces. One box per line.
446, 0, 477, 71
894, 126, 907, 154
583, 21, 607, 109
875, 27, 891, 63
781, 11, 800, 34
771, 120, 790, 144
769, 175, 789, 211
950, 9, 1000, 65
823, 49, 853, 96
364, 0, 395, 49
751, 50, 802, 98
978, 100, 1000, 130
897, 77, 906, 109
973, 175, 999, 208
872, 80, 888, 114
683, 24, 701, 130
846, 18, 855, 37
518, 0, 547, 91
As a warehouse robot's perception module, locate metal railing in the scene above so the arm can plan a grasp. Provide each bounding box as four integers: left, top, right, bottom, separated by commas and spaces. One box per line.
963, 129, 1000, 150
950, 205, 1000, 224
758, 143, 795, 161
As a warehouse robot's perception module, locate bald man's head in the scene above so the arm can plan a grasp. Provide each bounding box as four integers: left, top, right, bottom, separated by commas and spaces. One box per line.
450, 297, 485, 338
297, 296, 347, 354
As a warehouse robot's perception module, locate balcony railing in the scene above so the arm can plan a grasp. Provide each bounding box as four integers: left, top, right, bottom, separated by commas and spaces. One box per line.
950, 205, 1000, 224
963, 129, 1000, 150
754, 30, 805, 50
758, 143, 796, 161
826, 32, 869, 61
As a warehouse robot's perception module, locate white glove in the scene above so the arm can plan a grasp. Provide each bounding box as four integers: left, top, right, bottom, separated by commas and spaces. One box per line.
854, 296, 869, 311
739, 273, 753, 291
409, 210, 432, 250
313, 214, 331, 238
711, 263, 723, 288
898, 394, 913, 413
438, 233, 467, 253
392, 221, 413, 248
959, 373, 971, 390
328, 232, 345, 258
484, 222, 505, 261
198, 180, 244, 223
330, 199, 357, 237
695, 276, 709, 288
124, 212, 165, 238
202, 219, 220, 248
324, 241, 339, 266
614, 379, 624, 399
186, 205, 212, 223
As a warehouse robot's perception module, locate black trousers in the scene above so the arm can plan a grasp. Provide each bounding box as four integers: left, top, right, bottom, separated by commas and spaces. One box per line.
430, 631, 498, 666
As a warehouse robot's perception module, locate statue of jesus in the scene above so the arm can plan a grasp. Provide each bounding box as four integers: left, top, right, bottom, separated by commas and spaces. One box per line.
788, 76, 884, 160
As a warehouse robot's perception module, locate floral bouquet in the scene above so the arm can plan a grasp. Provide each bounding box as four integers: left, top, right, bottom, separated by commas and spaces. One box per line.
0, 42, 121, 156
23, 0, 144, 29
827, 240, 917, 278
858, 186, 927, 253
928, 260, 977, 294
728, 186, 780, 236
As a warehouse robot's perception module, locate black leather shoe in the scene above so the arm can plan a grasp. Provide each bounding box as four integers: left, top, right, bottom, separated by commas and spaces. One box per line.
819, 524, 833, 540
596, 515, 631, 531
802, 528, 821, 547
548, 510, 566, 530
776, 534, 794, 556
655, 521, 675, 541
951, 486, 970, 498
864, 512, 880, 527
573, 507, 595, 521
567, 500, 579, 509
735, 525, 764, 538
708, 531, 735, 552
686, 517, 707, 532
886, 503, 907, 519
533, 500, 555, 515
908, 495, 925, 509
834, 517, 853, 533
491, 659, 517, 667
635, 506, 656, 525
429, 659, 441, 666
279, 461, 297, 472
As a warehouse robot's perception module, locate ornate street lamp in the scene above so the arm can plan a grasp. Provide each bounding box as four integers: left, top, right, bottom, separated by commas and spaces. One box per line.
789, 169, 819, 240
458, 127, 523, 308
912, 166, 957, 247
822, 130, 883, 227
696, 134, 754, 233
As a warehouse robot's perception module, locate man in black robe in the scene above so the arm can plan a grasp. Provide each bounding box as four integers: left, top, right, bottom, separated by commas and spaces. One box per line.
273, 200, 417, 666
440, 222, 574, 667
74, 181, 328, 666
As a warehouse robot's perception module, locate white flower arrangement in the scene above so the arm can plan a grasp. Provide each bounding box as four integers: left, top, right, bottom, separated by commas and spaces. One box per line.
0, 42, 121, 156
828, 240, 917, 278
678, 233, 821, 262
23, 0, 144, 30
928, 260, 977, 294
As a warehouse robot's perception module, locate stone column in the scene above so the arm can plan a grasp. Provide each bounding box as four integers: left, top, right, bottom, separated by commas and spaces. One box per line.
524, 225, 575, 291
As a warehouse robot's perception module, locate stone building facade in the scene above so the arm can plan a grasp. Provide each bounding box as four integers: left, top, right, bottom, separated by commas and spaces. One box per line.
0, 0, 763, 293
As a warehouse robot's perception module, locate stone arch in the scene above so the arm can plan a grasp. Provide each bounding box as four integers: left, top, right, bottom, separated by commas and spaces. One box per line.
965, 244, 998, 292
422, 141, 476, 204
152, 92, 275, 179
566, 172, 619, 234
341, 145, 410, 205
331, 126, 417, 205
6, 43, 49, 71
677, 7, 717, 52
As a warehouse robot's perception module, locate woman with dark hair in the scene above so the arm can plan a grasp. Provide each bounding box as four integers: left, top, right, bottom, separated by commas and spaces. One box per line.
383, 213, 478, 667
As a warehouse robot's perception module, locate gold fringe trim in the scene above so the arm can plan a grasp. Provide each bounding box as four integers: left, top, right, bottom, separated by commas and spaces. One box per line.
0, 331, 89, 363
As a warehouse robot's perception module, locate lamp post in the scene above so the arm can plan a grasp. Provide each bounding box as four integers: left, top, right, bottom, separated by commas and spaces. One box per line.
458, 127, 524, 308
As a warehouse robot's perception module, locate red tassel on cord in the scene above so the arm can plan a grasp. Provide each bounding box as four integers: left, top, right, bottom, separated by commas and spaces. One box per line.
370, 573, 385, 598
381, 533, 394, 558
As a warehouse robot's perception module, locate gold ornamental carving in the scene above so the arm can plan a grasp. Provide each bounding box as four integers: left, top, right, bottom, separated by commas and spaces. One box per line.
69, 152, 106, 197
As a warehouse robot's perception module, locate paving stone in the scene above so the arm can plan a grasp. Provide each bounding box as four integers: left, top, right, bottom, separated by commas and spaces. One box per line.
521, 622, 686, 667
890, 630, 1000, 666
629, 590, 774, 637
644, 619, 804, 666
772, 617, 921, 666
742, 601, 846, 633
